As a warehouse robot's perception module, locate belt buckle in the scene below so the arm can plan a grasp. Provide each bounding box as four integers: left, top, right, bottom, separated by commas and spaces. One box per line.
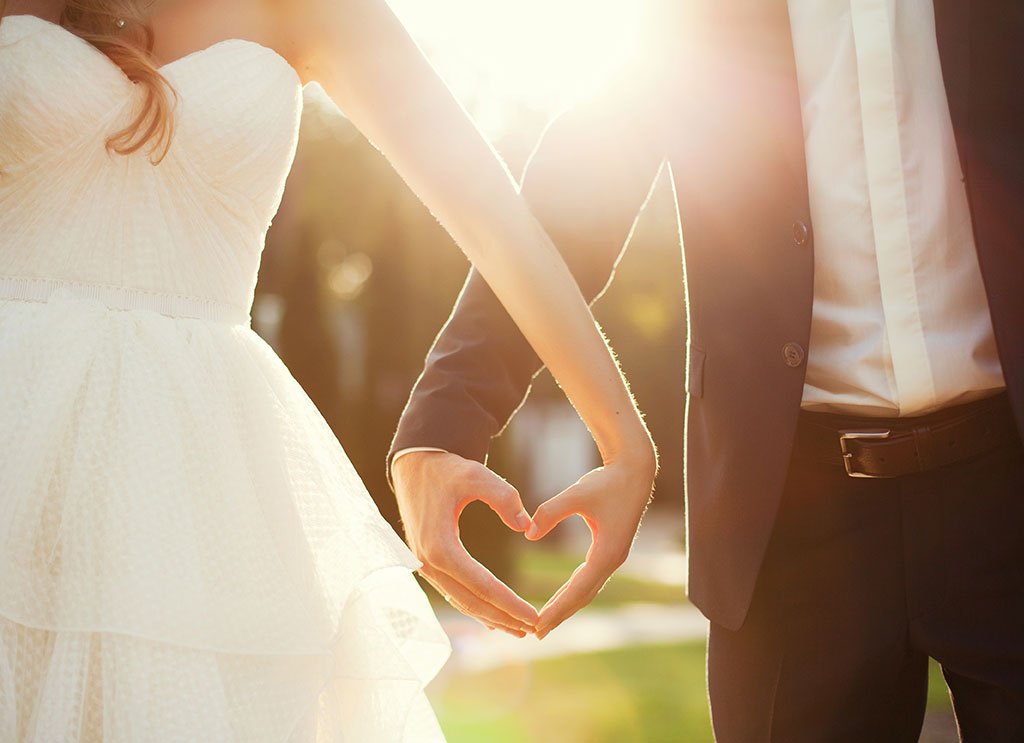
838, 429, 892, 478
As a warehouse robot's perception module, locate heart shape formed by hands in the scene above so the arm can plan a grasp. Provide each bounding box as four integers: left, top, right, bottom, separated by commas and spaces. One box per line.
393, 450, 655, 640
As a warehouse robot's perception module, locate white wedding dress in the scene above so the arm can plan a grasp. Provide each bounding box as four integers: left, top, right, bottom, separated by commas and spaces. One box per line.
0, 14, 450, 742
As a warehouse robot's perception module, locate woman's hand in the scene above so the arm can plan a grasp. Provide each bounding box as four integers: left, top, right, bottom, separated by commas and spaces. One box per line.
526, 437, 658, 639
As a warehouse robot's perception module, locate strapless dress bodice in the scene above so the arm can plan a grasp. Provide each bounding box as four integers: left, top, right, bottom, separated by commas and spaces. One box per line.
0, 14, 303, 321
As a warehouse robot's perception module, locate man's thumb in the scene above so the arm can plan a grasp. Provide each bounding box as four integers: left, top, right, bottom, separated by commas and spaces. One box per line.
476, 476, 531, 533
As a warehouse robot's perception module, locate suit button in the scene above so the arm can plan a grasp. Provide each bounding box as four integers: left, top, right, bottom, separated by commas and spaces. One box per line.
792, 220, 810, 247
782, 342, 805, 368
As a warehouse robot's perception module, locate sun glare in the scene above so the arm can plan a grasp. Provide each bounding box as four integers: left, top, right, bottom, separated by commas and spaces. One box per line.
386, 0, 648, 139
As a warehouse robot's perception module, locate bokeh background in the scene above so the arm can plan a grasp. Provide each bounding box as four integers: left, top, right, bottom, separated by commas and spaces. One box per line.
253, 1, 958, 740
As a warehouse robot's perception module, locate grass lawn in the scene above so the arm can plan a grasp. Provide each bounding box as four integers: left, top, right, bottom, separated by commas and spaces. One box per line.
431, 546, 955, 741
435, 642, 711, 743
435, 642, 954, 743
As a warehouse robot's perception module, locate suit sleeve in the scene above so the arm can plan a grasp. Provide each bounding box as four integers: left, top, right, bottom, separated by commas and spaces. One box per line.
388, 84, 668, 482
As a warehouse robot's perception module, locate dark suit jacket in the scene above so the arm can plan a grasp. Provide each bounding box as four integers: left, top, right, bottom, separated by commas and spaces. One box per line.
391, 0, 1024, 631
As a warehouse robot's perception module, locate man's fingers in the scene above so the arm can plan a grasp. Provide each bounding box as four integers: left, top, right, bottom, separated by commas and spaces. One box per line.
430, 542, 539, 626
474, 477, 532, 534
391, 451, 538, 628
420, 567, 532, 636
526, 486, 584, 541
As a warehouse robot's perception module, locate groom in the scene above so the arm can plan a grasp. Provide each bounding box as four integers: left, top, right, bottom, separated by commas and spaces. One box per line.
390, 1, 1024, 739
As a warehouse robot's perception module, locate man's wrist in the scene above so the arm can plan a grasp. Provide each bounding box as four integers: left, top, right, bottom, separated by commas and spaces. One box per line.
390, 447, 451, 486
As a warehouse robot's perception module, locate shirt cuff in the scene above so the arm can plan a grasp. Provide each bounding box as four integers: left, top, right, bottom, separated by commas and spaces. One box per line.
389, 447, 450, 488
392, 446, 450, 463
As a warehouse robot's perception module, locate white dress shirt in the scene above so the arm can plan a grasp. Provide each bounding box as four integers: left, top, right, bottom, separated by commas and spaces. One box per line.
394, 0, 1009, 467
789, 0, 1005, 416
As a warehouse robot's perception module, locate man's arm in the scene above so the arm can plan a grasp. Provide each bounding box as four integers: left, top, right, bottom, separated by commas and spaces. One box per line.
389, 79, 667, 634
390, 90, 667, 471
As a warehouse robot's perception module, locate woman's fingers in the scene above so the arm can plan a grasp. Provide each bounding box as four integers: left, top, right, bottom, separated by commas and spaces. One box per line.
529, 461, 654, 639
535, 530, 630, 639
534, 560, 607, 639
526, 485, 585, 541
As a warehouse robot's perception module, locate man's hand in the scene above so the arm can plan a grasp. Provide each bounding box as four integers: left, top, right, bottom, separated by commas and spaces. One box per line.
526, 449, 657, 639
392, 450, 539, 636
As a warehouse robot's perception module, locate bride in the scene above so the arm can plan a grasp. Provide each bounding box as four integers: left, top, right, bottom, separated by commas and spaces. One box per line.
0, 0, 657, 740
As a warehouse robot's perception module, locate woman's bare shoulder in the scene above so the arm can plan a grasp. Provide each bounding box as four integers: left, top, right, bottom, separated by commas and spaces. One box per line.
145, 0, 314, 80
259, 3, 318, 84
261, 0, 364, 84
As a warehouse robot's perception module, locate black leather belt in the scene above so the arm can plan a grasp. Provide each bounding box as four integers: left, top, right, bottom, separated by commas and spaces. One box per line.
795, 391, 1020, 478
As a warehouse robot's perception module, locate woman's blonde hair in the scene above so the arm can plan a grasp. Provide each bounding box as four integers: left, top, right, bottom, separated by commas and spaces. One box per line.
1, 0, 177, 163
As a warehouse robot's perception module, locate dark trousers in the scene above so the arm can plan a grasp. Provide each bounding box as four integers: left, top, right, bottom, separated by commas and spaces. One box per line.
708, 396, 1024, 742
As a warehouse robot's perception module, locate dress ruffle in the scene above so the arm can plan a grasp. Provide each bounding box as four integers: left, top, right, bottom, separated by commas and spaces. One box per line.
0, 295, 450, 742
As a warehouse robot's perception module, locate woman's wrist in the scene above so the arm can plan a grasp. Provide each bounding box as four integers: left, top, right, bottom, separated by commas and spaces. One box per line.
596, 412, 658, 475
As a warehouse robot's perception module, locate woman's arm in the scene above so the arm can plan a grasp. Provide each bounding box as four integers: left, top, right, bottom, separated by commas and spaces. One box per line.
286, 0, 658, 636
389, 89, 668, 467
